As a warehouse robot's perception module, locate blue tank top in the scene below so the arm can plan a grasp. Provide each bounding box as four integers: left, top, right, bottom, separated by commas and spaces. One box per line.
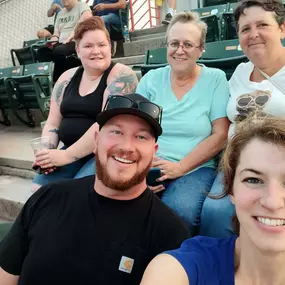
166, 236, 237, 285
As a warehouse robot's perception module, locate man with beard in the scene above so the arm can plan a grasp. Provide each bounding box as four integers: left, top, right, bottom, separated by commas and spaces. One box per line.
0, 94, 190, 285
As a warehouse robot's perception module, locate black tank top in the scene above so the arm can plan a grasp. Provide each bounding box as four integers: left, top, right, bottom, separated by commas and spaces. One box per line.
58, 62, 116, 147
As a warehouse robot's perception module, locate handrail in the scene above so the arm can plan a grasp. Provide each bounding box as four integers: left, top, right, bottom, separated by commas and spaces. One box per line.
129, 0, 161, 31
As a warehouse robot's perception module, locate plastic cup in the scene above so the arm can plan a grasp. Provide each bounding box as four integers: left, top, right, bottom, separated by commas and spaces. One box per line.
30, 136, 53, 154
30, 136, 54, 174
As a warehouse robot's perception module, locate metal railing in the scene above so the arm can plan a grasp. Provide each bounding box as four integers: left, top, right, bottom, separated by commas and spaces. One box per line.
129, 0, 161, 31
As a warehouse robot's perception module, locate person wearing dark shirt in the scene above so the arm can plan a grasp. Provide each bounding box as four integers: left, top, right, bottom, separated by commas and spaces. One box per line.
31, 16, 138, 192
0, 93, 190, 285
89, 0, 126, 33
140, 114, 285, 284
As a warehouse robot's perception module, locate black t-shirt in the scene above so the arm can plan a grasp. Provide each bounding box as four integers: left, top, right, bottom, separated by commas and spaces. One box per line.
58, 62, 115, 147
0, 176, 190, 285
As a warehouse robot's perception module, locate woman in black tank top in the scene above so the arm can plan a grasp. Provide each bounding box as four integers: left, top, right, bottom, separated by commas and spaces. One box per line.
31, 17, 138, 192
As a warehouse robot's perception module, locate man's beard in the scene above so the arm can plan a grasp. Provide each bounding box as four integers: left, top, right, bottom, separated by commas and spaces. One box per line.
95, 150, 152, 191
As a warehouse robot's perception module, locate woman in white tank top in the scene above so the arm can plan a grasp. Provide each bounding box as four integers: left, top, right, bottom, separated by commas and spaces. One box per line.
200, 0, 285, 238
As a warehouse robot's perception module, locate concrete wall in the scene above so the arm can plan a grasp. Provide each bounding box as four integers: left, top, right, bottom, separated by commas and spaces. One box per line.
0, 0, 51, 67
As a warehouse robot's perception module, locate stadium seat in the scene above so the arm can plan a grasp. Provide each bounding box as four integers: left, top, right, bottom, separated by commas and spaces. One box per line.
10, 46, 36, 66
198, 39, 247, 79
193, 4, 228, 42
5, 62, 54, 127
0, 66, 23, 126
203, 0, 237, 7
23, 39, 41, 48
220, 12, 237, 40
132, 47, 168, 77
0, 222, 13, 242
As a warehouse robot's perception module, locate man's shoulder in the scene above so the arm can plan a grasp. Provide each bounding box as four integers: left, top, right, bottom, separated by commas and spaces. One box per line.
34, 175, 95, 201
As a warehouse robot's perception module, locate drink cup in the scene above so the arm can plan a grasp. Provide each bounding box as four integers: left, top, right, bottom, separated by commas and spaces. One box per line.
30, 136, 55, 174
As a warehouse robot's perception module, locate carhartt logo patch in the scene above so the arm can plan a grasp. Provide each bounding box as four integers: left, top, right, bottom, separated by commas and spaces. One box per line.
118, 256, 134, 274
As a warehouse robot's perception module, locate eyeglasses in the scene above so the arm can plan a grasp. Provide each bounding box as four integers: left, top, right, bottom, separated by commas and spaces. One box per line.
167, 41, 202, 52
103, 95, 162, 124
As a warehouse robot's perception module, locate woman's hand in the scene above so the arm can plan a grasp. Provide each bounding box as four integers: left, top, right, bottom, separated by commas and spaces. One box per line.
149, 184, 165, 193
35, 149, 73, 168
152, 158, 185, 181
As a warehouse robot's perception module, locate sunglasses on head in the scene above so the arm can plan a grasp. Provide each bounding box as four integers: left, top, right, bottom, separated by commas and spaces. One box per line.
103, 95, 162, 124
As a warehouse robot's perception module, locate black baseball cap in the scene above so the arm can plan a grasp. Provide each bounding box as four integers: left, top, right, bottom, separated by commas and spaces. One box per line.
96, 94, 163, 139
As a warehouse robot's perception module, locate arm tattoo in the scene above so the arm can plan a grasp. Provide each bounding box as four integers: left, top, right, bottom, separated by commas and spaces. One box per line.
106, 68, 138, 95
48, 128, 59, 134
53, 80, 70, 105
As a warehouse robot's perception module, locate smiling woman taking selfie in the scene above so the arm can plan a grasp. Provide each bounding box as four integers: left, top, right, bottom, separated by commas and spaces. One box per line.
200, 0, 285, 238
140, 115, 285, 285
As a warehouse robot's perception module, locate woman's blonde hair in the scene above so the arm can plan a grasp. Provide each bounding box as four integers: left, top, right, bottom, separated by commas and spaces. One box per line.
219, 114, 285, 234
166, 11, 208, 46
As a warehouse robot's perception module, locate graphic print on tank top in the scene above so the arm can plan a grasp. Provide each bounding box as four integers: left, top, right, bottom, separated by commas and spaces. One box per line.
235, 90, 272, 122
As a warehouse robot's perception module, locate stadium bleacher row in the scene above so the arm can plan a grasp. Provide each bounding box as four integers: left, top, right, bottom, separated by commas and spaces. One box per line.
1, 0, 284, 128
0, 62, 53, 127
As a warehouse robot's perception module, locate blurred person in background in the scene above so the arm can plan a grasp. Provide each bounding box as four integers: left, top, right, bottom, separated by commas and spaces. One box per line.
37, 0, 63, 39
36, 0, 92, 81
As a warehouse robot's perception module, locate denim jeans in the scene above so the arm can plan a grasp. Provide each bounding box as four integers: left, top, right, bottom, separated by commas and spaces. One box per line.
199, 172, 235, 237
101, 13, 121, 33
160, 167, 216, 235
32, 146, 96, 187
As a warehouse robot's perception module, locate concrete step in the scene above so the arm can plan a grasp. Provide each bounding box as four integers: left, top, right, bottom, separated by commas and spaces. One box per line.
130, 25, 167, 40
0, 175, 32, 220
0, 125, 39, 170
113, 54, 145, 65
123, 35, 166, 57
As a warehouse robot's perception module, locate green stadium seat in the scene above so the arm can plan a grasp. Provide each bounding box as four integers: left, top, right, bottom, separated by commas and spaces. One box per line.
228, 1, 239, 12
132, 47, 168, 77
0, 222, 13, 242
0, 66, 23, 126
193, 4, 228, 18
10, 46, 36, 66
220, 12, 237, 40
145, 47, 167, 64
5, 62, 54, 127
198, 39, 247, 79
23, 39, 41, 48
203, 0, 237, 7
193, 4, 228, 42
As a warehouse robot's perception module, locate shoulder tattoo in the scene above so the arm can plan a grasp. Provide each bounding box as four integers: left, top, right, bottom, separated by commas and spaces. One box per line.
106, 67, 138, 95
52, 79, 70, 105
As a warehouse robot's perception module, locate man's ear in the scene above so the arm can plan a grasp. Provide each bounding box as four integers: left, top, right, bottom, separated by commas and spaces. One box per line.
94, 131, 99, 154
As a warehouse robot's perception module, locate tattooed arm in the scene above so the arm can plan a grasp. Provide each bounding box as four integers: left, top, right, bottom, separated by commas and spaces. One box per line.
35, 64, 138, 169
41, 68, 77, 148
64, 64, 138, 162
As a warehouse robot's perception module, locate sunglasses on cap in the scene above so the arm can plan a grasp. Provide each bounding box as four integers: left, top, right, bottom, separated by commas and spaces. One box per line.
103, 95, 162, 124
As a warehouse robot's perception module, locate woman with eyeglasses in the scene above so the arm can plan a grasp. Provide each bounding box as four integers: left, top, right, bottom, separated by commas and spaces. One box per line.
200, 0, 285, 238
140, 115, 285, 285
31, 16, 138, 192
136, 11, 230, 235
